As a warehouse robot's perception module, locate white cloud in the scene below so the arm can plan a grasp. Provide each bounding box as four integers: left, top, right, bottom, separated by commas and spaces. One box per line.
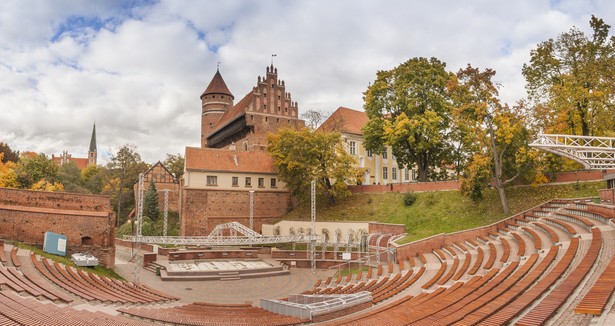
1, 0, 614, 163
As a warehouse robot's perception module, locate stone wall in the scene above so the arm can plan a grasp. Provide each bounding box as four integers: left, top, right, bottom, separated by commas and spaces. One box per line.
181, 188, 291, 235
0, 187, 115, 268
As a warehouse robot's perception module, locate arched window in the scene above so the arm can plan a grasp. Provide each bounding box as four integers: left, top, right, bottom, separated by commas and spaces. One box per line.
81, 236, 93, 246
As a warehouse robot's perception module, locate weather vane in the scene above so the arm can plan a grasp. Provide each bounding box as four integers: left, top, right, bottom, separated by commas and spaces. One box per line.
217, 61, 221, 70
271, 54, 277, 65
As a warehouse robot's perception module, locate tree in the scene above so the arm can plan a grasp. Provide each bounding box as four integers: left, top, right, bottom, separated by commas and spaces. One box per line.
301, 109, 330, 130
523, 15, 615, 136
105, 145, 148, 226
143, 180, 159, 220
81, 165, 105, 194
363, 57, 455, 181
450, 65, 531, 214
0, 153, 19, 188
16, 153, 60, 189
163, 153, 184, 180
0, 143, 19, 163
267, 128, 360, 204
57, 161, 87, 193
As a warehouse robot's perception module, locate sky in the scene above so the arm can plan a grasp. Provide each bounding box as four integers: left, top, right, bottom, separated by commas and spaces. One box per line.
1, 0, 614, 164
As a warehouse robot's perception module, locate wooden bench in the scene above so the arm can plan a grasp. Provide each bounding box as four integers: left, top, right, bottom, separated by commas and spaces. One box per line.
575, 240, 615, 315
512, 232, 526, 256
532, 222, 560, 243
437, 258, 459, 285
9, 247, 20, 268
483, 242, 497, 269
499, 237, 511, 263
468, 246, 484, 275
421, 261, 447, 289
515, 228, 602, 325
452, 253, 472, 281
522, 226, 542, 250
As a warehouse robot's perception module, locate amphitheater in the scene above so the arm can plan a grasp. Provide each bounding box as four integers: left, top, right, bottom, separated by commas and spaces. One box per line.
1, 197, 615, 325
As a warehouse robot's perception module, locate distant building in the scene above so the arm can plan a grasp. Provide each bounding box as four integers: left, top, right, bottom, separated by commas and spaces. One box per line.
181, 66, 304, 235
181, 147, 290, 235
318, 107, 454, 185
201, 65, 305, 151
132, 161, 180, 214
52, 123, 97, 169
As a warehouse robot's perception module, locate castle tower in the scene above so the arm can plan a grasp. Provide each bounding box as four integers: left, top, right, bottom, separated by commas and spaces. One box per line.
201, 69, 234, 147
88, 123, 97, 167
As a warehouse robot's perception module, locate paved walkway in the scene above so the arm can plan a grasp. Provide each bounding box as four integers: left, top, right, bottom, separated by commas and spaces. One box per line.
113, 245, 334, 305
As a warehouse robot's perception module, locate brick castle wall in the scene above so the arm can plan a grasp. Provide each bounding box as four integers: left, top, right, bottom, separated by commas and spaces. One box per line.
181, 188, 291, 235
0, 187, 115, 268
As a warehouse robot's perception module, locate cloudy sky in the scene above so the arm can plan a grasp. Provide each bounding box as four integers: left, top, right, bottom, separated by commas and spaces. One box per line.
1, 0, 613, 163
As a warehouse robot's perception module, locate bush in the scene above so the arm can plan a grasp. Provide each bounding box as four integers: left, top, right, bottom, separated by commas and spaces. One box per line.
403, 192, 417, 206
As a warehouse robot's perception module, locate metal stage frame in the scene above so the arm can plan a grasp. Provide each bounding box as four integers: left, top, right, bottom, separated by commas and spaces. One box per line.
530, 134, 615, 169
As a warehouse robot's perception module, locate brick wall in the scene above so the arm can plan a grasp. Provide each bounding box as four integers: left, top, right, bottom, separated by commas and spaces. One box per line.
368, 222, 406, 235
348, 169, 614, 194
181, 188, 291, 235
348, 180, 461, 194
588, 202, 615, 218
0, 187, 115, 268
598, 189, 615, 205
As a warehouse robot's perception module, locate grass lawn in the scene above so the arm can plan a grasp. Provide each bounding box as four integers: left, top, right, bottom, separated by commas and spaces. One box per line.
15, 242, 124, 280
281, 181, 603, 243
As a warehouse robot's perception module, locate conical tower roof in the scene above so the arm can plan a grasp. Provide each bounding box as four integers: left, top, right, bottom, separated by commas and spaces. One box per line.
201, 69, 234, 99
89, 123, 97, 152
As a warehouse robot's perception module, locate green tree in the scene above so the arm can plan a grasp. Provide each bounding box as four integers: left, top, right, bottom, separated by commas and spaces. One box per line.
163, 153, 184, 180
267, 128, 360, 204
363, 57, 455, 182
523, 15, 615, 136
57, 161, 87, 193
104, 145, 149, 226
0, 143, 19, 163
450, 65, 532, 214
16, 153, 60, 189
143, 180, 160, 220
81, 165, 105, 194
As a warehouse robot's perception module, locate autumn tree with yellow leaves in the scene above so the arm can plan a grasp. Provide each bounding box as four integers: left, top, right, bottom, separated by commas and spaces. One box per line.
450, 65, 533, 214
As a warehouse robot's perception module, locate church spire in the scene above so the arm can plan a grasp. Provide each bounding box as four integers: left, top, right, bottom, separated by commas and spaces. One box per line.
88, 123, 97, 166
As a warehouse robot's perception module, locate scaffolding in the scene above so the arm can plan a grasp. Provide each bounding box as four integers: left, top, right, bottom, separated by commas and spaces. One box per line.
530, 134, 615, 169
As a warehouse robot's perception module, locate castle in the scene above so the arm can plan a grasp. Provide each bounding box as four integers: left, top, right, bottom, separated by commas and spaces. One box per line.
180, 65, 304, 235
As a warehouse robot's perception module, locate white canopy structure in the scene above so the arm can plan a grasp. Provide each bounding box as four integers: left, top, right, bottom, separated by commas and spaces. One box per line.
530, 134, 615, 169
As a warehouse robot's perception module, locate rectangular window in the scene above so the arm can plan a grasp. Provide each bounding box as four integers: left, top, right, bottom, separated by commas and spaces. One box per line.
232, 176, 239, 186
412, 169, 417, 181
392, 167, 397, 180
271, 178, 277, 188
405, 169, 410, 181
349, 141, 356, 155
258, 177, 265, 187
382, 150, 388, 159
367, 150, 373, 158
245, 177, 252, 187
206, 175, 217, 186
382, 167, 388, 180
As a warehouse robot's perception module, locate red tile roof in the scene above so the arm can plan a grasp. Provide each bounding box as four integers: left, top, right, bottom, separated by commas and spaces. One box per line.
201, 70, 234, 99
185, 147, 277, 174
51, 156, 89, 170
318, 107, 368, 135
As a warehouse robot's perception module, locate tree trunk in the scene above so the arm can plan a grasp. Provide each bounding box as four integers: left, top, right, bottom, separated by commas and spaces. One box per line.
495, 179, 510, 214
489, 121, 511, 214
417, 153, 429, 182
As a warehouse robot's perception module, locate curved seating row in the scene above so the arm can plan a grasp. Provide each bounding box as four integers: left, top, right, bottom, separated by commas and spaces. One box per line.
119, 301, 305, 326
31, 254, 178, 304
321, 199, 611, 325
